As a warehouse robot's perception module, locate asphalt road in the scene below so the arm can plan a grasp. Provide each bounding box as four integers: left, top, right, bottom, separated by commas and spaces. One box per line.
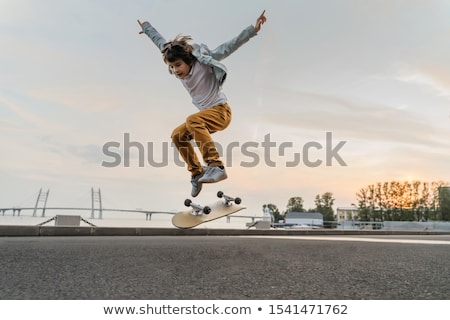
0, 235, 449, 300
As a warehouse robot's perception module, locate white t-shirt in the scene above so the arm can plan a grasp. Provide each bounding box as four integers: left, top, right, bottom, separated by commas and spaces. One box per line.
180, 61, 227, 110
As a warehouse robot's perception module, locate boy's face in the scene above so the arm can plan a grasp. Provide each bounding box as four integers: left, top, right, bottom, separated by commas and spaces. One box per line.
167, 59, 192, 79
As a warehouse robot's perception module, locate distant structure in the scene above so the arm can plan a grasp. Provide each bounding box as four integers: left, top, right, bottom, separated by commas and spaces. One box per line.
91, 188, 103, 219
32, 188, 50, 217
29, 187, 104, 219
336, 207, 359, 223
0, 187, 178, 222
263, 206, 273, 223
285, 212, 323, 227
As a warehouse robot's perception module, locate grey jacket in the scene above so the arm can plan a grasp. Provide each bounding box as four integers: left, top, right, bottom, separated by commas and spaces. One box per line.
142, 21, 257, 86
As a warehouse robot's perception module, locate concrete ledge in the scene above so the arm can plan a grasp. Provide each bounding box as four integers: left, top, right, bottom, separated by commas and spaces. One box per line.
0, 225, 449, 237
92, 227, 139, 237
0, 225, 40, 236
40, 226, 93, 236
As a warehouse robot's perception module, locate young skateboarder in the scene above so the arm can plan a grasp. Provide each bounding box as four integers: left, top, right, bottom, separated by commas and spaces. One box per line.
138, 10, 267, 197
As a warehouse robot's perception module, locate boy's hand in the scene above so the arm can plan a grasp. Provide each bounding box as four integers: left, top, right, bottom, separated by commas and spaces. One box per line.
254, 10, 267, 33
137, 19, 147, 34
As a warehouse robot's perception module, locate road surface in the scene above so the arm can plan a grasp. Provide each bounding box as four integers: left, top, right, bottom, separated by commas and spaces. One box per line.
0, 234, 449, 299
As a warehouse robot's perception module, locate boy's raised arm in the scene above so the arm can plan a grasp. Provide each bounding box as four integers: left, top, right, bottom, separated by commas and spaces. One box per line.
137, 19, 167, 51
209, 10, 267, 61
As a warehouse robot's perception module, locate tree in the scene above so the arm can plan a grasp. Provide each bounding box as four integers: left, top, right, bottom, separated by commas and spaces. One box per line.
315, 192, 335, 222
438, 186, 450, 221
355, 180, 449, 221
285, 197, 305, 213
355, 188, 370, 221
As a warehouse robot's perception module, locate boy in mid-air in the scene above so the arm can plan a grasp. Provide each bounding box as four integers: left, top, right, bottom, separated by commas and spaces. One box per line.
138, 11, 267, 197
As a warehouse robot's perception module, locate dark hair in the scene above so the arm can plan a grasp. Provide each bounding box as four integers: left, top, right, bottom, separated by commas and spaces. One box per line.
162, 35, 196, 65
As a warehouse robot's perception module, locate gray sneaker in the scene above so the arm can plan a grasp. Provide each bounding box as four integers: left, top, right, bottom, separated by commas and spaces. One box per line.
191, 167, 207, 197
198, 166, 228, 184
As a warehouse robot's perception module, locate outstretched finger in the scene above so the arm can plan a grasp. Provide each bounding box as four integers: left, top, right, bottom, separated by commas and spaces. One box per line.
258, 10, 267, 26
259, 10, 266, 18
137, 19, 144, 34
259, 10, 266, 21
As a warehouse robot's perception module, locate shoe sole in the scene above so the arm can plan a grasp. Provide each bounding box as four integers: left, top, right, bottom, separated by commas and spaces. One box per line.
198, 174, 228, 184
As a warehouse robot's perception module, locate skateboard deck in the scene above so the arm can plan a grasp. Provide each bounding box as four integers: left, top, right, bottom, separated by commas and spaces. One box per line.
172, 192, 246, 229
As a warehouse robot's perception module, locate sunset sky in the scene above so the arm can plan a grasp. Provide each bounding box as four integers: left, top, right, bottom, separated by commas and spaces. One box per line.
1, 0, 449, 217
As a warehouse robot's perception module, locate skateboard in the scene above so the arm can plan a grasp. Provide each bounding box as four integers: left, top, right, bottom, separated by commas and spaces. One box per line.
172, 191, 246, 229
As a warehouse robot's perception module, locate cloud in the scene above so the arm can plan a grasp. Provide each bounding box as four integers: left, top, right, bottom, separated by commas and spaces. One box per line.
0, 94, 48, 128
257, 88, 449, 150
393, 66, 450, 98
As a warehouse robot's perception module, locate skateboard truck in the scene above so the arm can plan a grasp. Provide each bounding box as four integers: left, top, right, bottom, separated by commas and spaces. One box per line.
217, 191, 242, 206
184, 199, 211, 215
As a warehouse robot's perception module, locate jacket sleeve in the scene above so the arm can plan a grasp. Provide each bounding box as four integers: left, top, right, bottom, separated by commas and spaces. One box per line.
142, 22, 167, 52
209, 25, 257, 61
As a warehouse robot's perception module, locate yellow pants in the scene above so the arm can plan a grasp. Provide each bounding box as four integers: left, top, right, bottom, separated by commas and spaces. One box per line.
171, 103, 232, 176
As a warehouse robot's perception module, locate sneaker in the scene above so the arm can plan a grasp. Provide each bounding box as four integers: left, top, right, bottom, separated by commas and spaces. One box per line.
198, 166, 228, 184
191, 167, 207, 197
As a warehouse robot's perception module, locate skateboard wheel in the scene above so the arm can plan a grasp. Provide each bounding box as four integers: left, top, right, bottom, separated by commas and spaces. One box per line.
203, 206, 211, 214
217, 191, 224, 198
235, 197, 242, 205
184, 199, 192, 207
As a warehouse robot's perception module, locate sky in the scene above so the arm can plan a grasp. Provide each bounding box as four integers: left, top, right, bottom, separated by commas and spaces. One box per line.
1, 0, 449, 218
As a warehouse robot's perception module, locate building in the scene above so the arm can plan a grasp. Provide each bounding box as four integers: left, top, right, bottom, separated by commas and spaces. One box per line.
284, 212, 323, 227
336, 207, 359, 222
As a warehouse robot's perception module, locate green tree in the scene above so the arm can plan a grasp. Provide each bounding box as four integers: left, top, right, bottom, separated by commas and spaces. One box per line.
438, 186, 450, 221
355, 188, 370, 221
355, 180, 448, 221
315, 192, 335, 222
286, 197, 305, 213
